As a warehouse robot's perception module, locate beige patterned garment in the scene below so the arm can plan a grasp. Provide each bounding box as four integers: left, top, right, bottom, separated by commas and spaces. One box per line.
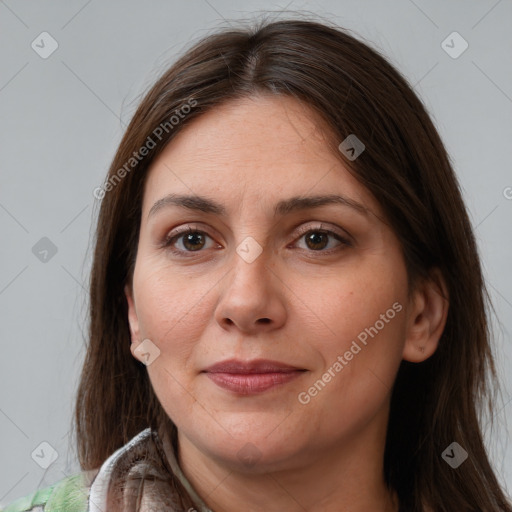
88, 421, 213, 512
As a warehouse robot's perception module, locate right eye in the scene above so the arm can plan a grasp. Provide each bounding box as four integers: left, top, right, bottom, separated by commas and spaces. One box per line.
162, 226, 220, 256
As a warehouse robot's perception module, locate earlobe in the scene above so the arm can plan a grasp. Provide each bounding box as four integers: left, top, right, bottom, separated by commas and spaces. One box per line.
124, 283, 140, 346
402, 268, 449, 363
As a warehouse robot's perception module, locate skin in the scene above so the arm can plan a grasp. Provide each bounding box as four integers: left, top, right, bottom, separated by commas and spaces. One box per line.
125, 94, 449, 512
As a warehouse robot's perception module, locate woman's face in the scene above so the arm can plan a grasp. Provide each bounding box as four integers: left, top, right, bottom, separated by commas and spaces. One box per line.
125, 94, 413, 471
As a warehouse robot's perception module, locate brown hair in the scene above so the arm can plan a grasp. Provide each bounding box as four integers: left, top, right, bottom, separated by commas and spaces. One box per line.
73, 15, 512, 511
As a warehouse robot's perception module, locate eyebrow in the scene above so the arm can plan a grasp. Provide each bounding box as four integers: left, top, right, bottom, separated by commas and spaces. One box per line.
147, 193, 370, 220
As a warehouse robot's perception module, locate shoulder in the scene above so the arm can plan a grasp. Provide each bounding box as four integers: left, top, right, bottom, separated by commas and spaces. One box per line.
0, 428, 155, 512
0, 469, 99, 512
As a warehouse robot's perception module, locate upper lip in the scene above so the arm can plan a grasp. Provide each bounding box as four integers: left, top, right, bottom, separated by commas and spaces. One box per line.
203, 358, 306, 374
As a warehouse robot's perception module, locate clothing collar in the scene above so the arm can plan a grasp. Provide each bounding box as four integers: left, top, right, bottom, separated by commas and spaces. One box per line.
88, 427, 213, 512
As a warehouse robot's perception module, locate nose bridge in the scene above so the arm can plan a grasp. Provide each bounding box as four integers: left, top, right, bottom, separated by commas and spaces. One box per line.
228, 202, 272, 263
213, 232, 286, 332
229, 235, 270, 295
226, 209, 281, 292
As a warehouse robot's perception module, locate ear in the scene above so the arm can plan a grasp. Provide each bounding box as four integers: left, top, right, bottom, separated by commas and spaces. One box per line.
402, 268, 449, 363
124, 283, 143, 359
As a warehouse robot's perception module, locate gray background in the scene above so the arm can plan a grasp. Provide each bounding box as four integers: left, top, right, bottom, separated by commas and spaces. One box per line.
1, 0, 511, 506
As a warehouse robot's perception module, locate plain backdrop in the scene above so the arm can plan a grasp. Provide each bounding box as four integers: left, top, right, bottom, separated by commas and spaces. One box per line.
1, 0, 511, 506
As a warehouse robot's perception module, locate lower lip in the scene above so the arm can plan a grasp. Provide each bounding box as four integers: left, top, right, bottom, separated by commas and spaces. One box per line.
204, 371, 304, 394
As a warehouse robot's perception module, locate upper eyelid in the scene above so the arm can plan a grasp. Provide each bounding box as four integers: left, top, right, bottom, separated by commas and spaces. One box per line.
293, 222, 351, 238
165, 221, 348, 236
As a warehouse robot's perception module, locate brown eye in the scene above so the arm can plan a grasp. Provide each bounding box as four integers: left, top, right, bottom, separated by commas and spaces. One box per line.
294, 227, 352, 253
180, 231, 207, 251
304, 231, 330, 250
163, 228, 217, 255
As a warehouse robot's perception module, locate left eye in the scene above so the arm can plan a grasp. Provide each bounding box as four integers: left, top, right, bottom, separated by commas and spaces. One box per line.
294, 229, 351, 252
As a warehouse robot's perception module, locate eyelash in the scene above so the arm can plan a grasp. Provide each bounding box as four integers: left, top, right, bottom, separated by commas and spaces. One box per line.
161, 223, 353, 258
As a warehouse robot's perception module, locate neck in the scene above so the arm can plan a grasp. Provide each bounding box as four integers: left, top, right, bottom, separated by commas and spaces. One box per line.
165, 410, 399, 512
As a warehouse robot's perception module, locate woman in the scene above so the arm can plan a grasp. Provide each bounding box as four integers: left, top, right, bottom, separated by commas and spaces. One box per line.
2, 16, 511, 512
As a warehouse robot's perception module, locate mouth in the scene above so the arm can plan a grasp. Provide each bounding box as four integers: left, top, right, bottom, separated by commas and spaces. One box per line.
202, 358, 307, 395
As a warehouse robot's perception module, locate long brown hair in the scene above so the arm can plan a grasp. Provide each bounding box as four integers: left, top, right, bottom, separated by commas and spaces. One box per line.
73, 15, 512, 511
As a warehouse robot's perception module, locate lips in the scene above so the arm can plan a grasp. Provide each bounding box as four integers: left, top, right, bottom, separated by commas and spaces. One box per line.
202, 358, 306, 394
203, 358, 305, 374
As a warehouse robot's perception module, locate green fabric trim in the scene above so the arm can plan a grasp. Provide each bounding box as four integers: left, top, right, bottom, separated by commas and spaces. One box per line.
45, 473, 89, 512
0, 473, 89, 512
1, 483, 55, 511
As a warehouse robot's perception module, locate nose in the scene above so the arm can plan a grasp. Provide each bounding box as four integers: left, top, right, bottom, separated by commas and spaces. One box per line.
213, 241, 287, 335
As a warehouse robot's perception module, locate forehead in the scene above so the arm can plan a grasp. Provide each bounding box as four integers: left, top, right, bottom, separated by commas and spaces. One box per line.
141, 94, 380, 219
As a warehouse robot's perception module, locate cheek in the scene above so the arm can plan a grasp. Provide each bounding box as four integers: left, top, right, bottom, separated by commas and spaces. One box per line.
296, 255, 406, 344
147, 365, 201, 432
297, 259, 407, 392
133, 263, 211, 347
135, 269, 211, 423
295, 280, 406, 438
